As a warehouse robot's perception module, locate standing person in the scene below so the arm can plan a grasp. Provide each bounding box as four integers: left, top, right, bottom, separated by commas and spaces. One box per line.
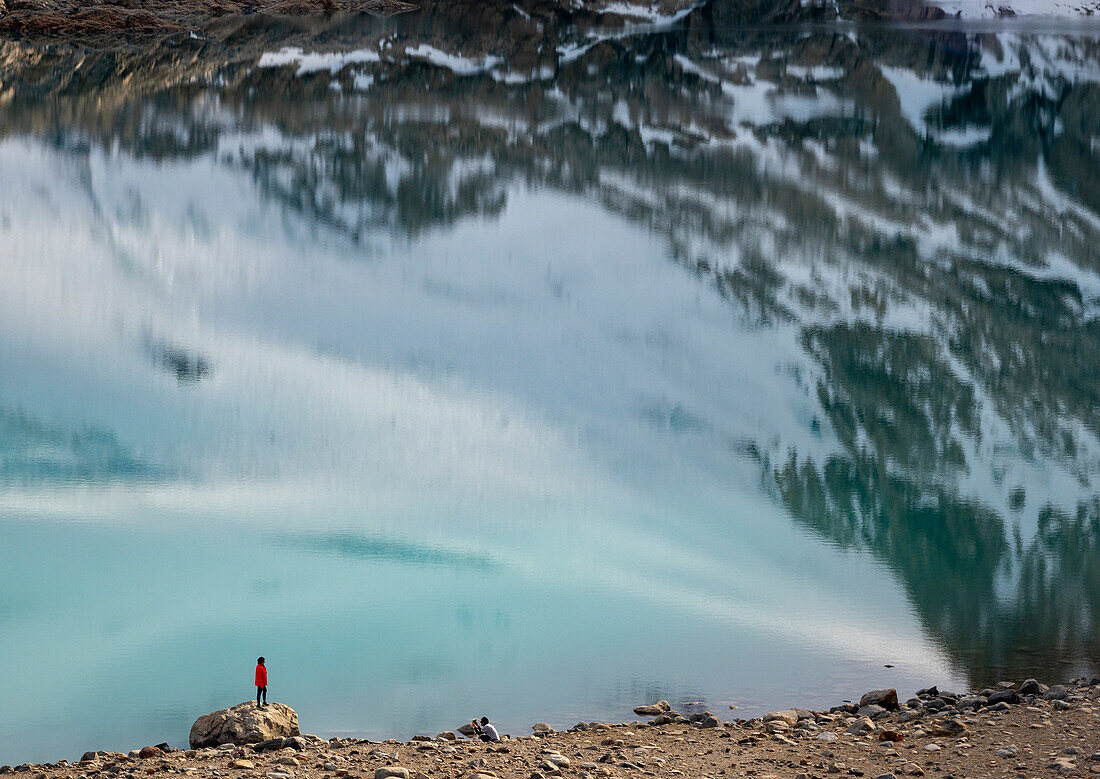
255, 657, 268, 707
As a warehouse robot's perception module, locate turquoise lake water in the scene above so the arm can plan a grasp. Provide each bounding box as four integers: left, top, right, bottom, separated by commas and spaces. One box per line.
0, 12, 1098, 764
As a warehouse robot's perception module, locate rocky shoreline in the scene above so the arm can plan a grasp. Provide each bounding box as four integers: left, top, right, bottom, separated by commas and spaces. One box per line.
5, 677, 1100, 779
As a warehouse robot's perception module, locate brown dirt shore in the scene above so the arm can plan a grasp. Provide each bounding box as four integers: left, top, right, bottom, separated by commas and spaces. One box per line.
6, 680, 1100, 779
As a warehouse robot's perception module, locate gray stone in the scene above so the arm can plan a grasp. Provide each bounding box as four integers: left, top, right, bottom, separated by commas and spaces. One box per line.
437, 732, 457, 741
632, 702, 670, 716
927, 719, 966, 737
955, 696, 985, 711
1044, 685, 1069, 701
995, 746, 1018, 758
987, 689, 1020, 706
845, 717, 875, 736
189, 702, 299, 749
376, 769, 410, 779
859, 689, 899, 710
1018, 679, 1044, 696
763, 710, 800, 726
857, 705, 888, 720
252, 739, 287, 753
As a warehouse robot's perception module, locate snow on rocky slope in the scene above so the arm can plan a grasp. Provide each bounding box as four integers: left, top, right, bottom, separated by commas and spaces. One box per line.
1, 14, 1099, 679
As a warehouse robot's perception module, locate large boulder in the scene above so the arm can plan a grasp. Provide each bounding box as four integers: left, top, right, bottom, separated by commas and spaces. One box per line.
189, 702, 299, 749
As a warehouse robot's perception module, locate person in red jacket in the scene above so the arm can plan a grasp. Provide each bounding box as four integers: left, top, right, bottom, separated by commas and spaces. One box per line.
255, 657, 268, 707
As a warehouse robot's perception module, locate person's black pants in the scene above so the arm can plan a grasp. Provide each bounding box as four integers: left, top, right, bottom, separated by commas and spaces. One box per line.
257, 686, 267, 705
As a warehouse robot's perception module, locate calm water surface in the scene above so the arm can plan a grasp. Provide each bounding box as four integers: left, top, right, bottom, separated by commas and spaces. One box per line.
1, 11, 1098, 764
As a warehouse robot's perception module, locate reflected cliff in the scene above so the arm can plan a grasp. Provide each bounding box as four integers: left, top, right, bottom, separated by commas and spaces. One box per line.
1, 8, 1099, 690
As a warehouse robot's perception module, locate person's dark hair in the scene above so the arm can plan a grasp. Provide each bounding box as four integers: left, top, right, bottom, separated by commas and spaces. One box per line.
258, 657, 265, 664
480, 717, 489, 725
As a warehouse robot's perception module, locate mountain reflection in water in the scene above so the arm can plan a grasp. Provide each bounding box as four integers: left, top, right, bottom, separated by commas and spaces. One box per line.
0, 5, 1099, 763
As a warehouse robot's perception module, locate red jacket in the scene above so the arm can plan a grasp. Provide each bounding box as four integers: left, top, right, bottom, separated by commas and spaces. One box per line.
255, 664, 267, 687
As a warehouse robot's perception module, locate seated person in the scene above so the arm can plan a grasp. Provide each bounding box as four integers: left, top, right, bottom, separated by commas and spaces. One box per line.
470, 716, 500, 742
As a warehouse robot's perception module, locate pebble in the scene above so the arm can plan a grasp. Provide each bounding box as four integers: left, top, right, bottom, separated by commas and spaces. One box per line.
227, 761, 254, 770
375, 769, 410, 779
1049, 757, 1077, 773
